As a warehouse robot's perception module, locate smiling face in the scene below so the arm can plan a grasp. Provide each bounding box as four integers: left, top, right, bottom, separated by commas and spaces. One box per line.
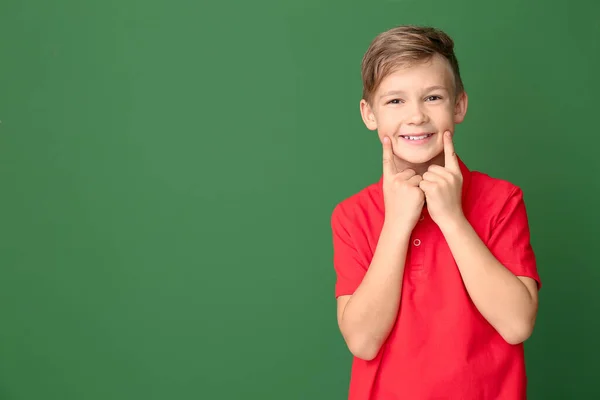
360, 54, 468, 173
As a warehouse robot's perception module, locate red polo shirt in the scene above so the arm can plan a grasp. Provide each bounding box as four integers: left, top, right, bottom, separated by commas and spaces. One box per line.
331, 157, 541, 400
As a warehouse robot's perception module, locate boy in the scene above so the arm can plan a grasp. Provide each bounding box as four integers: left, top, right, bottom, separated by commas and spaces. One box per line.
330, 25, 541, 400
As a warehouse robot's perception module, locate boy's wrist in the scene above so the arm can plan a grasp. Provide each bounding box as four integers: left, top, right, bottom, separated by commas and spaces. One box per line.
381, 220, 413, 243
438, 213, 469, 236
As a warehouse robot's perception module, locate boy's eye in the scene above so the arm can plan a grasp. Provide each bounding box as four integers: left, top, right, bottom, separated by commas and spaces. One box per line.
388, 99, 402, 104
426, 95, 442, 101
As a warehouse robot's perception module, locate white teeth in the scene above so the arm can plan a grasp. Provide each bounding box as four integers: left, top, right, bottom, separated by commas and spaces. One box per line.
403, 134, 432, 140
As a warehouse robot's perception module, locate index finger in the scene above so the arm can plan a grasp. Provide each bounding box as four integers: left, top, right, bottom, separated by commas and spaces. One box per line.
444, 131, 460, 172
382, 136, 397, 177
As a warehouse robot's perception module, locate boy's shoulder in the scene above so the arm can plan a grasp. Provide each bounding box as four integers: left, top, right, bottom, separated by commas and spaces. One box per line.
330, 178, 382, 222
469, 169, 526, 202
465, 168, 531, 228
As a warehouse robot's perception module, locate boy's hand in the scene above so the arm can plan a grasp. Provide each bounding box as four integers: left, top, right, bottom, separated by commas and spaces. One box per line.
419, 131, 465, 228
382, 136, 425, 235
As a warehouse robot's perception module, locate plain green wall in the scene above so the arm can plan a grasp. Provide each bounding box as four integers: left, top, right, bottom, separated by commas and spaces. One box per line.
0, 0, 598, 399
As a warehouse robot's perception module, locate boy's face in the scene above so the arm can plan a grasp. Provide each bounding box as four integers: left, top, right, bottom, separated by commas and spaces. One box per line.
360, 54, 468, 169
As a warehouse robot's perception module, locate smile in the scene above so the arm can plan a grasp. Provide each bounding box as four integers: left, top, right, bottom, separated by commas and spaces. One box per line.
400, 133, 434, 141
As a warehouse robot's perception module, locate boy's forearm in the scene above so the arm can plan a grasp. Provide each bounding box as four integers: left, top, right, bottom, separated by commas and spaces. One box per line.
439, 216, 538, 344
340, 223, 411, 360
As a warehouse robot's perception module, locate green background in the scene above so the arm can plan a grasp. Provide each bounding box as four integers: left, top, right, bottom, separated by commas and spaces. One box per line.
0, 0, 598, 399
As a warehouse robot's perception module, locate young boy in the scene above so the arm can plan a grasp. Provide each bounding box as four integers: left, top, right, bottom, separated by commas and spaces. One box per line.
330, 25, 541, 400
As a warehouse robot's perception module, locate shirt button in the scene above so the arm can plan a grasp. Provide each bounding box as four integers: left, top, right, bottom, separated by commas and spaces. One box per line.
413, 239, 421, 247
419, 215, 425, 221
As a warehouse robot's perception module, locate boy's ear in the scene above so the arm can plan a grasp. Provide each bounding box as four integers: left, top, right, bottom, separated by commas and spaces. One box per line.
453, 91, 468, 124
360, 99, 378, 130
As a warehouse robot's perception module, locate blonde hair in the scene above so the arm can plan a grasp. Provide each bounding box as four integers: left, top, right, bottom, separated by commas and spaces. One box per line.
361, 25, 464, 104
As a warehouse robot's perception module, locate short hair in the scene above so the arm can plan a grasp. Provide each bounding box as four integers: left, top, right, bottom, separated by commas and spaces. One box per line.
361, 25, 464, 104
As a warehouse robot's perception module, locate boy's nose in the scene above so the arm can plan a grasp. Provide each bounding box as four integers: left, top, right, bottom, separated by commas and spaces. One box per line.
406, 107, 428, 125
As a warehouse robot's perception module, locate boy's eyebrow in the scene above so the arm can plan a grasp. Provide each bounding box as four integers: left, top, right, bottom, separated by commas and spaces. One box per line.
379, 85, 449, 99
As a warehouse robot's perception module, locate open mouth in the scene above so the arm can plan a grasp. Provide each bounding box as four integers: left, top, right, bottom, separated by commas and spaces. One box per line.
399, 133, 434, 141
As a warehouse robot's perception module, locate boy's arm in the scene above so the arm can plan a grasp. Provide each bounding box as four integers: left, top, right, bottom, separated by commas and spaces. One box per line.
336, 223, 411, 361
333, 136, 425, 361
439, 215, 539, 345
420, 132, 540, 345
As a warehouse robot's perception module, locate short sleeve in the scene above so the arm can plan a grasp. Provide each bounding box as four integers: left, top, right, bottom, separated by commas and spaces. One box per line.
487, 187, 541, 289
331, 203, 368, 297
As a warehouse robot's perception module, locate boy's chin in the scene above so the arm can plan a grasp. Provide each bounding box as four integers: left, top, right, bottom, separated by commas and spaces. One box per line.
397, 150, 443, 166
